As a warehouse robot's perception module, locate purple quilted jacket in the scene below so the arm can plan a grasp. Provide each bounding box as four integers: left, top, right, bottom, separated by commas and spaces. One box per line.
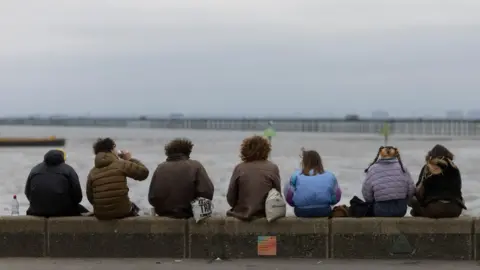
362, 158, 415, 202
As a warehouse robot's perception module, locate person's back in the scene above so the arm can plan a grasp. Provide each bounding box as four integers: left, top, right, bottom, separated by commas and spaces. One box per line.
285, 149, 341, 218
25, 149, 83, 217
364, 160, 413, 201
418, 145, 463, 204
226, 136, 281, 221
411, 144, 466, 218
362, 146, 414, 217
227, 160, 280, 221
149, 138, 214, 218
421, 164, 462, 203
86, 138, 149, 220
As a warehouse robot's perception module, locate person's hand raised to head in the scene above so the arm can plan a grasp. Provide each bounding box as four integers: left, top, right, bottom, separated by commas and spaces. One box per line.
119, 150, 132, 161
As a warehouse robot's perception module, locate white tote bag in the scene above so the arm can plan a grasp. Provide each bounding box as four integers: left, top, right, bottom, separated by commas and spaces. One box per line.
265, 188, 286, 222
191, 197, 213, 223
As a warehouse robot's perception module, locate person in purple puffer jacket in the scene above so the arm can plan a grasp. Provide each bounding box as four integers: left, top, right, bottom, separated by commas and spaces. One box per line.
362, 146, 415, 217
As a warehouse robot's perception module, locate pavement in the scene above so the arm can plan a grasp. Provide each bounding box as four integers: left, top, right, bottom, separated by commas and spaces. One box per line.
0, 258, 479, 270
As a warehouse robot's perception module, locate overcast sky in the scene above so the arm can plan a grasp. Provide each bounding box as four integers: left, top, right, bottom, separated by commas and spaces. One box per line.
1, 0, 479, 117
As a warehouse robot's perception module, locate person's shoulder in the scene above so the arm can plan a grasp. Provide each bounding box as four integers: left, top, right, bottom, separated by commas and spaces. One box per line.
155, 160, 169, 168
152, 160, 176, 174
260, 160, 279, 170
29, 162, 46, 175
322, 170, 336, 177
291, 169, 301, 176
233, 161, 247, 169
116, 158, 145, 169
317, 170, 336, 181
62, 162, 76, 171
109, 157, 124, 166
366, 162, 382, 173
188, 159, 204, 167
445, 164, 461, 178
58, 163, 78, 176
32, 162, 45, 170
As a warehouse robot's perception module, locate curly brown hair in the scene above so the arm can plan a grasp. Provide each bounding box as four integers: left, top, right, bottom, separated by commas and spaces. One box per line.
164, 138, 193, 158
240, 135, 271, 162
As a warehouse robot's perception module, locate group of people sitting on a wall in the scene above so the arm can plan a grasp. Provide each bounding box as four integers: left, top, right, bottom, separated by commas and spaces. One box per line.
326, 143, 465, 218
23, 135, 466, 221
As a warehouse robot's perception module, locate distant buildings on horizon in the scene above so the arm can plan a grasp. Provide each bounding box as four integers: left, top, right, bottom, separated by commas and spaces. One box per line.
4, 110, 480, 120
369, 110, 480, 120
367, 110, 480, 120
445, 110, 480, 119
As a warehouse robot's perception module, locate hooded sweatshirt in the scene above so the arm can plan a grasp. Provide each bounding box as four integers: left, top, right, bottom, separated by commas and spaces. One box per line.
25, 149, 83, 217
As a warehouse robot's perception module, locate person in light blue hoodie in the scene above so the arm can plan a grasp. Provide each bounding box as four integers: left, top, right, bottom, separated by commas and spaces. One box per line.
284, 149, 342, 217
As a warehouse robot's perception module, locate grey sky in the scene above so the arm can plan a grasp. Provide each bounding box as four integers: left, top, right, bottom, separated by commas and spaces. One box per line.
1, 0, 479, 117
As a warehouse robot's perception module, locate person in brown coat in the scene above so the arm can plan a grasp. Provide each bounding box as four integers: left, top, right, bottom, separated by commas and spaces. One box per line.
226, 135, 281, 221
148, 138, 214, 219
86, 138, 150, 220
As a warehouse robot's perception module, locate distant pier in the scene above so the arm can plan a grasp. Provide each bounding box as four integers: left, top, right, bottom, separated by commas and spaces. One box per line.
1, 116, 480, 137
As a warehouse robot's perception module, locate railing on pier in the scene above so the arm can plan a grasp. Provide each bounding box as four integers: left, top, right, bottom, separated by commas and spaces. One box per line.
1, 117, 479, 137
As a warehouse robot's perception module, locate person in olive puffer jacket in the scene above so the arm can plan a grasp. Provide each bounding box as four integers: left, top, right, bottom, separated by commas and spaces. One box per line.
86, 138, 149, 220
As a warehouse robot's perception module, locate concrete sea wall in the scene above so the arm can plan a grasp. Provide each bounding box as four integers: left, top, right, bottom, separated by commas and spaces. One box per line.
0, 216, 478, 260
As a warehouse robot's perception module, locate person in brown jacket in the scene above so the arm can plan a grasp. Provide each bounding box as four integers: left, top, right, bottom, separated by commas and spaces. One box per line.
226, 135, 281, 221
148, 138, 214, 218
86, 138, 150, 220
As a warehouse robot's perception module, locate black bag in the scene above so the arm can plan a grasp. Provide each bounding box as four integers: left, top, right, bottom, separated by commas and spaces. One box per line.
348, 196, 374, 217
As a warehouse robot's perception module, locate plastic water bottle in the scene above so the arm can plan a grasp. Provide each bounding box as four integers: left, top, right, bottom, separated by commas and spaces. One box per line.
11, 195, 19, 216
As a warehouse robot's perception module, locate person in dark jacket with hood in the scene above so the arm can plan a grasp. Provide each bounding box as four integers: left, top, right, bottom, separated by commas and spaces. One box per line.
25, 149, 89, 217
409, 144, 466, 218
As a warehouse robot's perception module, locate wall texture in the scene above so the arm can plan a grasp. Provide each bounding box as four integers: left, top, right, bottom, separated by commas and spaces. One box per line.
0, 216, 477, 260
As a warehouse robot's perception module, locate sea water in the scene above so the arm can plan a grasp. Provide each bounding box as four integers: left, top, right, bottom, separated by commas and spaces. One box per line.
1, 125, 479, 216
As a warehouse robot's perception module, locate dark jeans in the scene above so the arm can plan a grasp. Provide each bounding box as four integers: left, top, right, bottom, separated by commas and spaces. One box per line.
294, 206, 332, 218
373, 199, 408, 217
410, 197, 462, 218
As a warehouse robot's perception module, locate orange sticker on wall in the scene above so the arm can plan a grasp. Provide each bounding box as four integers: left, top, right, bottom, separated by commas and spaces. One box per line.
257, 236, 277, 256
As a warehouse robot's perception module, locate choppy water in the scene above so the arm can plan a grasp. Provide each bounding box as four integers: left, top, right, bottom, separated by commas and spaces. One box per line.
1, 126, 479, 216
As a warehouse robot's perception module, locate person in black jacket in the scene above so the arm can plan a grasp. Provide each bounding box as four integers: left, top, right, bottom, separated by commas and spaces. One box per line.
25, 149, 89, 217
409, 144, 466, 218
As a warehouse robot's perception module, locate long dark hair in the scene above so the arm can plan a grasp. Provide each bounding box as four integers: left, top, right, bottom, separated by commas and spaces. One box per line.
300, 149, 324, 176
